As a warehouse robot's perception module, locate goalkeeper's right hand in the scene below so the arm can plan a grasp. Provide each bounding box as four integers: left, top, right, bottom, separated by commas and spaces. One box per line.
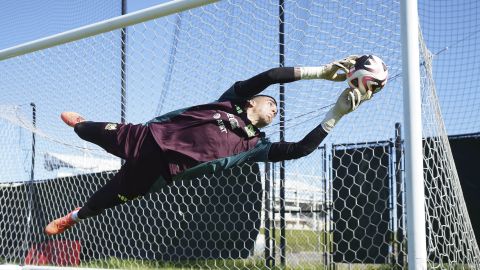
322, 55, 359, 81
299, 55, 359, 81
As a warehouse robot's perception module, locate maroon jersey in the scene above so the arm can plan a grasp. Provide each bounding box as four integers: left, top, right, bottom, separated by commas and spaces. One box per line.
146, 87, 271, 181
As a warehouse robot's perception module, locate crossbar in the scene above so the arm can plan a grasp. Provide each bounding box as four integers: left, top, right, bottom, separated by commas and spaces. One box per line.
0, 0, 218, 61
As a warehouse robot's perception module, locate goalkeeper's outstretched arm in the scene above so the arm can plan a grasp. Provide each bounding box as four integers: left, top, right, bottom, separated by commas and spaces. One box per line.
229, 55, 358, 99
268, 124, 328, 162
230, 67, 298, 99
267, 86, 365, 162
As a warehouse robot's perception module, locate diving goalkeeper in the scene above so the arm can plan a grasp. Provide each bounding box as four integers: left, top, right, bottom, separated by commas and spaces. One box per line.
45, 55, 373, 235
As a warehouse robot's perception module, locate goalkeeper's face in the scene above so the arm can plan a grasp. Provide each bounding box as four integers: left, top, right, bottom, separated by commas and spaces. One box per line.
247, 96, 278, 128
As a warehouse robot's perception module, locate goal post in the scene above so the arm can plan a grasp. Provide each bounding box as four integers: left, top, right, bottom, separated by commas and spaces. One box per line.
0, 0, 479, 269
400, 0, 427, 269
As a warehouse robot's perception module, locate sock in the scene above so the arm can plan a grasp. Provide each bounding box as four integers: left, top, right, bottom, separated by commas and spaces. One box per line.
77, 205, 104, 220
71, 209, 81, 222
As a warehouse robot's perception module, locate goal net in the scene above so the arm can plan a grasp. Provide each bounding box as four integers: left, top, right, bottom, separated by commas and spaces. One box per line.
0, 0, 479, 269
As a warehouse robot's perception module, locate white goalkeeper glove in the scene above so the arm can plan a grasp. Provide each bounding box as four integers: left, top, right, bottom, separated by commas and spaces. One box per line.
299, 55, 359, 81
321, 87, 371, 132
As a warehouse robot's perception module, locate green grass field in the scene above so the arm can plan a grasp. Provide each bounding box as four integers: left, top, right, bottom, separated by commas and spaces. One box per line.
81, 229, 328, 269
85, 257, 323, 270
84, 258, 403, 270
1, 230, 410, 269
261, 228, 331, 253
80, 230, 394, 269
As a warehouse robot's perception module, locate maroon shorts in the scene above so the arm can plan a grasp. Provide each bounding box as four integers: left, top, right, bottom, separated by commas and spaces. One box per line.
75, 122, 171, 196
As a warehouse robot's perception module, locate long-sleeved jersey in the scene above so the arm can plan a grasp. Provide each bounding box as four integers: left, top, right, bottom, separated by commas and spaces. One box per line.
146, 67, 328, 183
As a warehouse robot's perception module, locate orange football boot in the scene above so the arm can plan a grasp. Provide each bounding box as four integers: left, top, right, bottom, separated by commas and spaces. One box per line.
60, 112, 85, 127
45, 207, 81, 236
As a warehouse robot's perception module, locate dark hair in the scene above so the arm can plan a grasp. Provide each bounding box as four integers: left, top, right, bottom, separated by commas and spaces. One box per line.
252, 94, 278, 106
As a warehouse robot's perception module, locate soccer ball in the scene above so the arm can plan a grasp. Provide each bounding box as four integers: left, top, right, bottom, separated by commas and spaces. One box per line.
346, 55, 388, 95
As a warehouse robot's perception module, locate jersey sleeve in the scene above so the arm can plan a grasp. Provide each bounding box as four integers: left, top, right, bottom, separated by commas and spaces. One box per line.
267, 124, 329, 162
218, 67, 297, 101
218, 82, 245, 102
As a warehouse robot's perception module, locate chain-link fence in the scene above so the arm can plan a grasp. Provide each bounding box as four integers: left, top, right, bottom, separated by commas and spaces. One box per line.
1, 0, 480, 269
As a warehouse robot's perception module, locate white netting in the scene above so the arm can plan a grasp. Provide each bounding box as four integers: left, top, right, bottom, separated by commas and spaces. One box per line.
0, 0, 479, 269
419, 30, 480, 267
0, 0, 122, 50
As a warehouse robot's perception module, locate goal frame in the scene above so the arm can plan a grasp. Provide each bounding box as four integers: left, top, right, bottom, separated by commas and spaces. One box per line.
400, 0, 428, 269
0, 0, 430, 269
0, 0, 219, 61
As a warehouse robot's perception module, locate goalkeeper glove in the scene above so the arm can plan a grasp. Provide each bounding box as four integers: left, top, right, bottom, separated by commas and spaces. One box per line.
321, 87, 370, 132
299, 55, 359, 81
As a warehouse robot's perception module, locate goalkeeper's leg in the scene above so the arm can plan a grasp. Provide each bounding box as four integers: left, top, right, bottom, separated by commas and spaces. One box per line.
78, 158, 164, 218
44, 162, 146, 236
45, 124, 169, 235
45, 152, 169, 235
61, 112, 150, 160
79, 147, 169, 217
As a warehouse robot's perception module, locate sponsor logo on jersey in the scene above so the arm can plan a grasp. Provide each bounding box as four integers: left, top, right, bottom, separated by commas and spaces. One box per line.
105, 123, 117, 130
213, 112, 228, 133
226, 113, 239, 129
234, 105, 243, 114
244, 124, 256, 137
217, 119, 228, 133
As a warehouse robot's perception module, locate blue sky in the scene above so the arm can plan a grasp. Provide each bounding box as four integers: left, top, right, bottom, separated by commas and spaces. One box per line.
0, 0, 170, 50
0, 0, 479, 183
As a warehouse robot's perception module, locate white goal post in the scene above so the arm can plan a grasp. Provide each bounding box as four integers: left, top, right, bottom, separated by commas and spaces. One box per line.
401, 0, 427, 268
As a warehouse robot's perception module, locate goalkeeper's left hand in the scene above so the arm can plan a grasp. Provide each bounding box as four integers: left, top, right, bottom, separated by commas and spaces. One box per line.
320, 55, 359, 81
320, 87, 368, 132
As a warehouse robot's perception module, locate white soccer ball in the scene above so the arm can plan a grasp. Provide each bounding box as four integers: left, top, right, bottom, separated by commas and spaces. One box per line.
346, 55, 388, 95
